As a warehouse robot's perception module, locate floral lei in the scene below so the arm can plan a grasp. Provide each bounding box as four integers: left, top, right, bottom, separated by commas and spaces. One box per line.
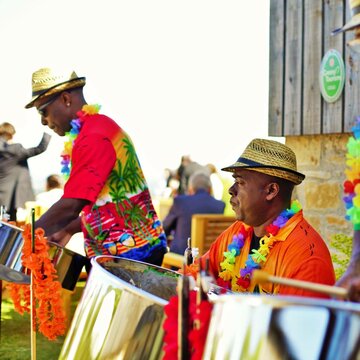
343, 117, 360, 230
218, 200, 302, 291
7, 225, 66, 340
60, 104, 101, 179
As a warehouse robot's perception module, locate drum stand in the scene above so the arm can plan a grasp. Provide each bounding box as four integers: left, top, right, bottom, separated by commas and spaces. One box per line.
30, 209, 36, 360
178, 271, 190, 360
0, 279, 2, 340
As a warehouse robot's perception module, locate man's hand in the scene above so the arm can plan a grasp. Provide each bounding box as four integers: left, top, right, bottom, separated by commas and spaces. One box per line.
336, 260, 360, 302
46, 217, 82, 247
47, 229, 73, 247
348, 277, 360, 302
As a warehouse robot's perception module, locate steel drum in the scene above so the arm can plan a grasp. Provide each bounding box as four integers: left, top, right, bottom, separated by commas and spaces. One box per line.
0, 221, 28, 283
59, 255, 180, 360
0, 220, 89, 290
203, 294, 360, 360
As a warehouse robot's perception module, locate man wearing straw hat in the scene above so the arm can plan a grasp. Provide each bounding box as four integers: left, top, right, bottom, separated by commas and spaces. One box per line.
191, 138, 335, 298
24, 67, 167, 266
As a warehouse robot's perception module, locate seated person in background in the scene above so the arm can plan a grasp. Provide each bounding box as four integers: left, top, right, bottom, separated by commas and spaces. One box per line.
190, 138, 335, 298
163, 171, 225, 255
36, 174, 64, 212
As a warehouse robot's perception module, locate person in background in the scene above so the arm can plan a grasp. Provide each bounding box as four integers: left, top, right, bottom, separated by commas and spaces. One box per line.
176, 155, 208, 195
189, 138, 335, 298
0, 122, 51, 221
162, 168, 179, 198
206, 163, 224, 200
25, 67, 167, 266
163, 171, 225, 255
36, 174, 64, 212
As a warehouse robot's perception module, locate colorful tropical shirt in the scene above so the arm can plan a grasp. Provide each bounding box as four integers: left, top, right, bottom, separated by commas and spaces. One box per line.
63, 112, 167, 259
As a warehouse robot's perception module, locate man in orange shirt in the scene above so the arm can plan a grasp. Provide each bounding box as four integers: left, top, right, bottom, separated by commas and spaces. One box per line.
196, 138, 335, 298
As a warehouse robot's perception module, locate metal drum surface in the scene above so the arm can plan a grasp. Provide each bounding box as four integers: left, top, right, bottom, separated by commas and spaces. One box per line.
59, 255, 180, 360
47, 241, 90, 291
0, 221, 29, 283
0, 220, 89, 290
203, 294, 360, 360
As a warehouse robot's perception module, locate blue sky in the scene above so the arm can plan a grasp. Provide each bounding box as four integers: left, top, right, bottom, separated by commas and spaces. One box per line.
0, 0, 270, 195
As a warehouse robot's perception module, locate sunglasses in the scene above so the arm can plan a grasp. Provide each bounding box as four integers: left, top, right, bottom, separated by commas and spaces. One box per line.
37, 95, 59, 117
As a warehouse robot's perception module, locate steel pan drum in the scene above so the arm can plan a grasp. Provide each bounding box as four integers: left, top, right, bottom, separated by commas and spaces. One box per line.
0, 221, 29, 283
203, 294, 360, 360
59, 255, 180, 360
0, 220, 89, 290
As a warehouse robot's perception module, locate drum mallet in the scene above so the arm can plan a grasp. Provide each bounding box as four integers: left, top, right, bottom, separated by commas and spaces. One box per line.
251, 270, 348, 299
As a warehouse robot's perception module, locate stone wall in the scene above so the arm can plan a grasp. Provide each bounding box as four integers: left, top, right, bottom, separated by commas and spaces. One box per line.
286, 134, 352, 243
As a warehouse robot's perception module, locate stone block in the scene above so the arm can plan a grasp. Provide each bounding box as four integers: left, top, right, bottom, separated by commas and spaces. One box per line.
304, 182, 341, 209
286, 136, 320, 168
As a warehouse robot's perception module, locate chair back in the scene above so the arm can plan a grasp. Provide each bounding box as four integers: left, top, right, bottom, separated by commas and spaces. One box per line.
191, 214, 235, 255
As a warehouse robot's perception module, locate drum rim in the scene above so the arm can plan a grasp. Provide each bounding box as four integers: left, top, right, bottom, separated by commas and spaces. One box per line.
90, 255, 179, 305
211, 293, 360, 312
0, 220, 23, 231
48, 241, 88, 260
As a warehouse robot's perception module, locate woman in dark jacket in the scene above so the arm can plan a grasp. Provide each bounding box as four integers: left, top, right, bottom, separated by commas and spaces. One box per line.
0, 122, 51, 220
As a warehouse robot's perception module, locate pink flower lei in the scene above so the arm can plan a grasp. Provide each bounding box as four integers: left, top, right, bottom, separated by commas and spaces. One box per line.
60, 104, 101, 179
218, 200, 302, 292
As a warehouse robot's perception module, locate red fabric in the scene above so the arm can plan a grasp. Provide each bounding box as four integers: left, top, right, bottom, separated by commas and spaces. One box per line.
63, 115, 116, 203
200, 211, 336, 298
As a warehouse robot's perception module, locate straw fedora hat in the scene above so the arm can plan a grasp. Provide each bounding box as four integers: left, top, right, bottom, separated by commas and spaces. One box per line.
25, 68, 86, 109
221, 138, 305, 185
332, 0, 360, 35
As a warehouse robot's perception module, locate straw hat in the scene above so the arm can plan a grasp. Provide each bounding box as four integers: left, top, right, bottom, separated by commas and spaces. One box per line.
25, 67, 86, 109
332, 0, 360, 35
221, 138, 305, 185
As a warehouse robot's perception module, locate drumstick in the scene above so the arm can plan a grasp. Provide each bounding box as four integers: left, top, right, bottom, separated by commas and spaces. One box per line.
252, 270, 348, 299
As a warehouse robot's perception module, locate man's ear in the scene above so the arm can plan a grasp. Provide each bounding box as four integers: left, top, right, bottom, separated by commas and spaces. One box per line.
265, 182, 279, 200
60, 91, 71, 106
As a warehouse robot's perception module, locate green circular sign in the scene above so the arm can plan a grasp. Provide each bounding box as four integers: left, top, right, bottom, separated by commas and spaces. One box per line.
319, 49, 345, 103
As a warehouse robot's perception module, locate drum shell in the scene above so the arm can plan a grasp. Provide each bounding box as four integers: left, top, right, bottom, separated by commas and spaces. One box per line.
59, 255, 180, 360
204, 294, 360, 360
0, 221, 27, 283
47, 241, 90, 290
0, 220, 89, 290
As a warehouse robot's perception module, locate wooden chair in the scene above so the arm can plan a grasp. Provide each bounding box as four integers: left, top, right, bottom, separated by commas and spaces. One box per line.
161, 214, 235, 269
190, 214, 235, 255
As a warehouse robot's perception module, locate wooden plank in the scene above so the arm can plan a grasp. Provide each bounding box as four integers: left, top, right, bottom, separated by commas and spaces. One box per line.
284, 0, 303, 135
268, 0, 285, 136
344, 0, 360, 132
322, 0, 344, 133
303, 0, 322, 134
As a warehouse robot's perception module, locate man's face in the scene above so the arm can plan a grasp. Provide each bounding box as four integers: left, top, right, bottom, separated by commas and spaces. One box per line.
35, 93, 71, 136
228, 168, 269, 226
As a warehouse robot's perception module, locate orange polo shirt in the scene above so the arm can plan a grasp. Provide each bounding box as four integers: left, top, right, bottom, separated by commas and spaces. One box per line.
201, 211, 335, 298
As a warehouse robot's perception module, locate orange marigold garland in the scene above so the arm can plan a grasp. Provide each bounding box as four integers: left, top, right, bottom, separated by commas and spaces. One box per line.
7, 224, 66, 340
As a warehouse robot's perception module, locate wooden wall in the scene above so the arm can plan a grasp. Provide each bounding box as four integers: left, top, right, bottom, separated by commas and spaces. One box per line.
269, 0, 360, 136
